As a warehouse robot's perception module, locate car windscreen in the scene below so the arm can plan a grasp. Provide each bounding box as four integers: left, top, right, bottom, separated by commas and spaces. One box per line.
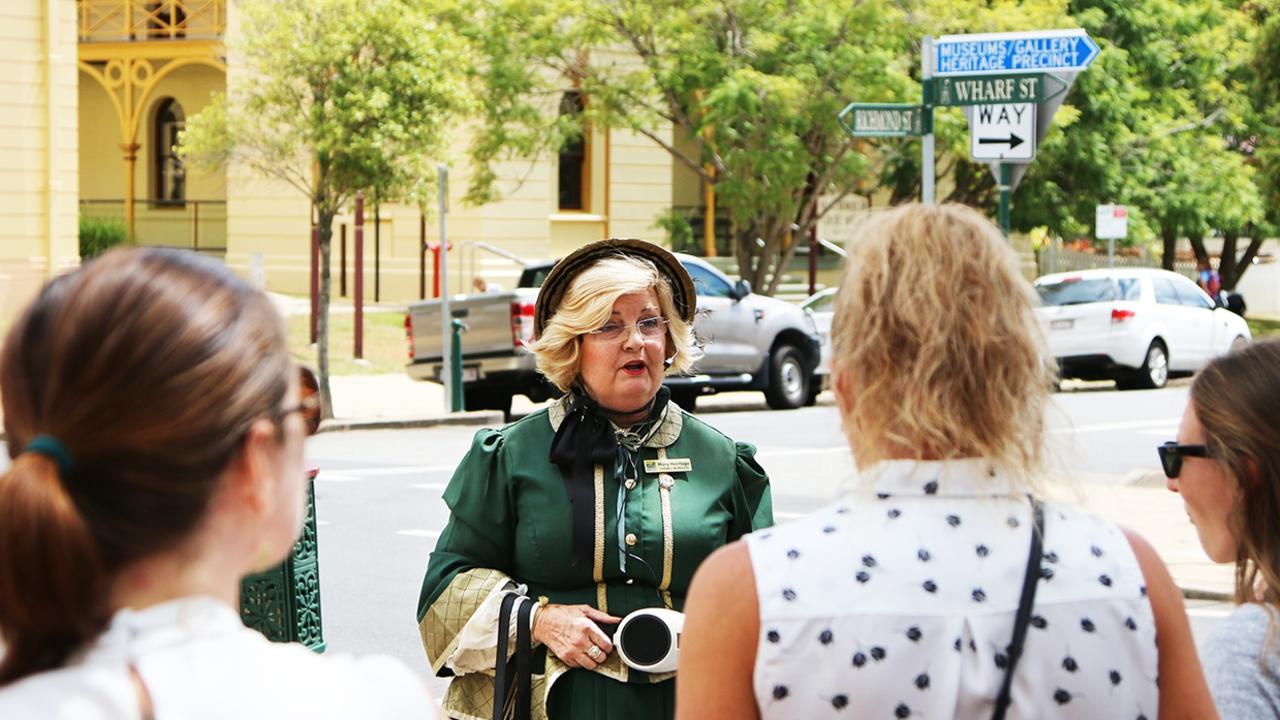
518, 264, 554, 288
1035, 278, 1116, 306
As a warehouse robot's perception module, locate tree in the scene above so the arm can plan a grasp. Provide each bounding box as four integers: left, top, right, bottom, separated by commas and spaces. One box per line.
181, 0, 471, 415
446, 0, 921, 295
1012, 0, 1268, 288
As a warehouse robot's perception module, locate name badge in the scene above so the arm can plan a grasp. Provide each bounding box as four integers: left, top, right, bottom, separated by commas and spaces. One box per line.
644, 458, 692, 474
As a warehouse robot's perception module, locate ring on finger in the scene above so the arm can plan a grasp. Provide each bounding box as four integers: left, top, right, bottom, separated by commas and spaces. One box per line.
587, 645, 603, 661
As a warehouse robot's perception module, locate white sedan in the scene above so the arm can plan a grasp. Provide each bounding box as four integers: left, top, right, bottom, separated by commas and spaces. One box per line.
1034, 268, 1251, 389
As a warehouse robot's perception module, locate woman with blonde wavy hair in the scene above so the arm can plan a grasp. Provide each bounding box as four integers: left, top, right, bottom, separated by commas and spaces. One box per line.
416, 239, 772, 720
678, 203, 1215, 719
1163, 339, 1280, 716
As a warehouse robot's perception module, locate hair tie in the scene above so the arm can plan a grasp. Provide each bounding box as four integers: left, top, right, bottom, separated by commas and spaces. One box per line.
24, 434, 74, 477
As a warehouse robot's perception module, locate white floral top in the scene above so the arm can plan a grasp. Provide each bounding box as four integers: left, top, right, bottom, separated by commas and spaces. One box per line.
746, 459, 1159, 719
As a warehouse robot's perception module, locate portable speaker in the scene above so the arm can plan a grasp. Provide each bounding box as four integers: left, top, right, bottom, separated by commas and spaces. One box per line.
614, 607, 684, 673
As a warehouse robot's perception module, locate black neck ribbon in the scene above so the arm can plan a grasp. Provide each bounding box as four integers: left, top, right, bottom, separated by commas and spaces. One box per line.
549, 386, 670, 566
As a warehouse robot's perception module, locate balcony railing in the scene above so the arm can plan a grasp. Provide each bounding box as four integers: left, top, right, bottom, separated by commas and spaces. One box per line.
78, 0, 226, 43
81, 199, 227, 254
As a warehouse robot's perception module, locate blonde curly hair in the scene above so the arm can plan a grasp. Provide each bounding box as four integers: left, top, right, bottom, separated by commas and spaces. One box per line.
528, 254, 699, 392
830, 203, 1053, 490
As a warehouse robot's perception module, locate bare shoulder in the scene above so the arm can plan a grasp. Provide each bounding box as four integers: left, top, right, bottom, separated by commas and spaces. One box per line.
1120, 527, 1219, 720
677, 540, 761, 720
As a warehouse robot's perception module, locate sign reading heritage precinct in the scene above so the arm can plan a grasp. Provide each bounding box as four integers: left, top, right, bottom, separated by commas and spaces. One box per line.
933, 29, 1100, 77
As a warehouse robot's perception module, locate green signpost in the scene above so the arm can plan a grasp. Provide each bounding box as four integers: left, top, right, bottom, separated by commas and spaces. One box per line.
837, 102, 927, 138
929, 73, 1066, 107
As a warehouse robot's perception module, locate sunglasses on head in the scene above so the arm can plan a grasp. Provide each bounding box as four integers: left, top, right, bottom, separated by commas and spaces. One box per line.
281, 365, 322, 436
1157, 441, 1208, 479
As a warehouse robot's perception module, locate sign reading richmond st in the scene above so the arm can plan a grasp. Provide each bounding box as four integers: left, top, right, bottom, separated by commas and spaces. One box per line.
933, 28, 1100, 77
837, 103, 926, 138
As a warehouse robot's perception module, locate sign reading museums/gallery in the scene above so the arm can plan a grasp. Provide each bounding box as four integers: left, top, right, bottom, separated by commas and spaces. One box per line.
933, 28, 1100, 77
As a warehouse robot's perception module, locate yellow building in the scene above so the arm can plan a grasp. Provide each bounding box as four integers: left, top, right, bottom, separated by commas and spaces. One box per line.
1, 0, 688, 333
0, 0, 78, 332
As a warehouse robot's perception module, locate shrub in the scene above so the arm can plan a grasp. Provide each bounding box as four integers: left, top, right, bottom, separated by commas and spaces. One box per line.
79, 216, 129, 259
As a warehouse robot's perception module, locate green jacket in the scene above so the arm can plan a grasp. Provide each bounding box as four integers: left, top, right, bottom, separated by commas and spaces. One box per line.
417, 397, 772, 720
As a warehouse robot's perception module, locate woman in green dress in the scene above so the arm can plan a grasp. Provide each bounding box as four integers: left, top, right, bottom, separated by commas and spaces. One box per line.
417, 239, 773, 720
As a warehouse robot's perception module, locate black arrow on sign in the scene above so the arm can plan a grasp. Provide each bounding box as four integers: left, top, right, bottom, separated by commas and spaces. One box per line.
978, 133, 1024, 149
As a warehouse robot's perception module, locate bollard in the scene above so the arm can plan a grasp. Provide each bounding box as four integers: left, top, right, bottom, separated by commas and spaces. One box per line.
451, 318, 467, 412
239, 466, 326, 652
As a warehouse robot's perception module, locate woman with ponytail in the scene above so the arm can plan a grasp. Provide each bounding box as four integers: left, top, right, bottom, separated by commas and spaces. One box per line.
0, 248, 437, 718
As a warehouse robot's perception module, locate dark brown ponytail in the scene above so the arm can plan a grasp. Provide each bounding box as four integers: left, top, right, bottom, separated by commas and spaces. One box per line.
0, 247, 291, 684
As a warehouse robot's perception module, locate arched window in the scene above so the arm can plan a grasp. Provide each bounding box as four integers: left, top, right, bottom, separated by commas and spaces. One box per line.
557, 91, 588, 211
154, 98, 186, 205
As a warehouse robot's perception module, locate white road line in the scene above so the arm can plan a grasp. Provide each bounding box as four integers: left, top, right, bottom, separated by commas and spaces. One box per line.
1186, 606, 1233, 618
755, 447, 850, 459
396, 529, 441, 539
774, 511, 811, 519
409, 482, 448, 491
1050, 419, 1178, 435
315, 473, 362, 483
319, 464, 457, 476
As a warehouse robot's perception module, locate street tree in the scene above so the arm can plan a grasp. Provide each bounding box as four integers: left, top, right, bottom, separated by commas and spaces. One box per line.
180, 0, 471, 416
446, 0, 921, 295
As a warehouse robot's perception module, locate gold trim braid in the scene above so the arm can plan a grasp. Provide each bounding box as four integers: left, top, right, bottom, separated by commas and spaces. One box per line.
593, 463, 608, 613
657, 448, 675, 609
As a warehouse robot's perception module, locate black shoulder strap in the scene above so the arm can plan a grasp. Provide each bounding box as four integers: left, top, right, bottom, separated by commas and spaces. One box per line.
515, 598, 534, 720
493, 592, 519, 720
493, 593, 535, 720
992, 499, 1045, 720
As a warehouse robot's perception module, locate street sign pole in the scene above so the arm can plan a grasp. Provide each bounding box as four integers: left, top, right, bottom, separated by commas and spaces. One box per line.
998, 164, 1012, 237
922, 36, 935, 205
438, 164, 453, 413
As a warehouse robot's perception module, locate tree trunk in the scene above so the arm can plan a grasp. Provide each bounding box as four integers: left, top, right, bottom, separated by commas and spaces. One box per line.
316, 206, 336, 419
1218, 231, 1239, 289
1187, 232, 1209, 268
1225, 232, 1266, 291
1160, 223, 1178, 270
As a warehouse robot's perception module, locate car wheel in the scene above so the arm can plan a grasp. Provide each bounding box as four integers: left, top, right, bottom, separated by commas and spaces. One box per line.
463, 388, 513, 418
1230, 335, 1250, 354
764, 344, 809, 410
1128, 341, 1168, 390
803, 377, 821, 407
669, 388, 699, 412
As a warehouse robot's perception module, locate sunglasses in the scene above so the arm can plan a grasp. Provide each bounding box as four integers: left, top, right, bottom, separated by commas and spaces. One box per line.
281, 365, 322, 436
1157, 441, 1208, 479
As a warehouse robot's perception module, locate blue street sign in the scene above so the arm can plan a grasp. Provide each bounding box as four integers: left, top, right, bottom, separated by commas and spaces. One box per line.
933, 28, 1100, 77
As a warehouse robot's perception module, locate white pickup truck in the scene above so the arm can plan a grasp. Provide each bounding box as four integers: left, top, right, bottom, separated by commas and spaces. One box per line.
405, 254, 823, 416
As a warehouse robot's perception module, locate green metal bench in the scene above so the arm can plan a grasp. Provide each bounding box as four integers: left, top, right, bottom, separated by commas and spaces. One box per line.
239, 466, 326, 652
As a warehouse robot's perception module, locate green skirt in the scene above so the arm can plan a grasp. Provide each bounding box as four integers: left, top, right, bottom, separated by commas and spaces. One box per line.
546, 670, 673, 720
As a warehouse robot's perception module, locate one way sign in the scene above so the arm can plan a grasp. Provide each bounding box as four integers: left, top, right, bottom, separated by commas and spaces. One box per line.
969, 103, 1036, 162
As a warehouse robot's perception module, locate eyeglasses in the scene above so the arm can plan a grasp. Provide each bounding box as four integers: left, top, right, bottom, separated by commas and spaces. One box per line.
1157, 441, 1208, 479
585, 317, 668, 342
281, 365, 322, 436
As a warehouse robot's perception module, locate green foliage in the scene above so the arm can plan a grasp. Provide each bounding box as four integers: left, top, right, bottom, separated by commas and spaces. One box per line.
78, 216, 129, 259
447, 0, 919, 293
653, 208, 697, 255
179, 0, 473, 413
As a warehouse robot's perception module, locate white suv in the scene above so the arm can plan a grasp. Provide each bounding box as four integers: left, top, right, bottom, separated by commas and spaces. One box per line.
1034, 268, 1251, 389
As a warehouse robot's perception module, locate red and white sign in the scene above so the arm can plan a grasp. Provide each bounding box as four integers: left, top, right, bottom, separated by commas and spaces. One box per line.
1096, 204, 1128, 240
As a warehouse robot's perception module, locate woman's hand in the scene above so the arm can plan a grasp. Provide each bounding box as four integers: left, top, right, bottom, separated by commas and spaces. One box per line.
532, 604, 620, 670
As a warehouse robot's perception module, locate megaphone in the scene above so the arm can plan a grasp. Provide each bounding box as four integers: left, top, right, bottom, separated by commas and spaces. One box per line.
614, 607, 684, 674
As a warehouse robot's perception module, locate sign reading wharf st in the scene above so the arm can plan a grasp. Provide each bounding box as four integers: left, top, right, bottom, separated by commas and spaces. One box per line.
837, 102, 926, 138
932, 73, 1065, 107
933, 28, 1100, 77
